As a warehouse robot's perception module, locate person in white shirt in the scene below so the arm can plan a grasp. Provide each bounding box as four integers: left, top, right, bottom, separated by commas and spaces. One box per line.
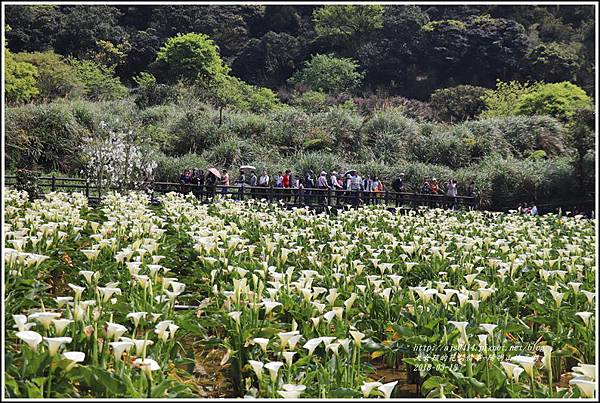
446, 179, 458, 210
330, 171, 339, 188
275, 171, 283, 188
349, 172, 362, 206
318, 171, 330, 189
350, 173, 363, 191
317, 171, 329, 204
259, 171, 269, 187
446, 179, 457, 197
330, 171, 341, 204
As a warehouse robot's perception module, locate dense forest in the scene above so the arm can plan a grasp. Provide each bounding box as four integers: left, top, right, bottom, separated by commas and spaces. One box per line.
5, 4, 596, 97
3, 4, 596, 210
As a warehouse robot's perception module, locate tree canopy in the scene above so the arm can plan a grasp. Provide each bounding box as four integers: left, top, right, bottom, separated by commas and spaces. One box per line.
154, 32, 229, 84
5, 51, 39, 104
290, 53, 364, 94
515, 81, 593, 122
313, 5, 384, 53
5, 4, 595, 98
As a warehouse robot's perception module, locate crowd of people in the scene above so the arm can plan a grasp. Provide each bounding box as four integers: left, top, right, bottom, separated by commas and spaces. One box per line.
177, 168, 477, 206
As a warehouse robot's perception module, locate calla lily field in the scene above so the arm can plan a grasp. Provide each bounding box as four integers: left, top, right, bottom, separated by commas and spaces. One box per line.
3, 189, 597, 398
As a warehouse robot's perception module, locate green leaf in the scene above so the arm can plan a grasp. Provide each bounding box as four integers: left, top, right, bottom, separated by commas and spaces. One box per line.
421, 375, 446, 393
328, 387, 360, 398
257, 327, 283, 338
4, 372, 21, 397
391, 323, 414, 338
25, 378, 45, 397
151, 379, 172, 397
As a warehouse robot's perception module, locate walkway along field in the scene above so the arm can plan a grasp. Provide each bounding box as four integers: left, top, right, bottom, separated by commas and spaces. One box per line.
5, 175, 478, 211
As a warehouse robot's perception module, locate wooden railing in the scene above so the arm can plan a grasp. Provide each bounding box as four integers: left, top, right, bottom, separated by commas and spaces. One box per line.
4, 175, 478, 210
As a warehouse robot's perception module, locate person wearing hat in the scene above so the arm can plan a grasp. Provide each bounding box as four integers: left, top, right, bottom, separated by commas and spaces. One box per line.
329, 170, 341, 205
330, 171, 339, 189
316, 171, 329, 204
318, 171, 329, 189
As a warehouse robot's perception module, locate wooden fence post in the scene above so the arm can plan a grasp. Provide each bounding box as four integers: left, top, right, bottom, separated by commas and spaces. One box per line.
51, 175, 56, 192
85, 180, 90, 198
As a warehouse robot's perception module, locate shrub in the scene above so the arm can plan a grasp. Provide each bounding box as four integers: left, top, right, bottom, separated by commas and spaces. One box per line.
301, 126, 334, 152
536, 156, 578, 201
353, 95, 434, 121
467, 154, 577, 208
133, 72, 179, 108
288, 151, 346, 176
5, 52, 39, 105
430, 85, 487, 122
480, 80, 541, 118
312, 107, 363, 158
203, 136, 265, 168
325, 92, 357, 113
135, 105, 181, 153
459, 120, 514, 160
565, 108, 595, 193
154, 152, 210, 181
168, 107, 224, 155
5, 102, 89, 172
92, 98, 139, 127
289, 53, 364, 93
245, 86, 281, 113
14, 169, 43, 200
408, 124, 473, 168
527, 42, 580, 83
12, 51, 83, 101
389, 98, 435, 122
68, 58, 129, 101
263, 107, 312, 153
515, 81, 592, 122
225, 112, 270, 141
70, 100, 97, 131
387, 162, 456, 193
138, 104, 181, 126
80, 121, 158, 194
355, 160, 388, 180
361, 110, 418, 164
478, 115, 566, 157
290, 91, 328, 113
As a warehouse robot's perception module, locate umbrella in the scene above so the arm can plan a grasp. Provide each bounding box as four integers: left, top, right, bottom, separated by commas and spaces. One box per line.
344, 169, 357, 176
240, 165, 256, 172
208, 168, 221, 179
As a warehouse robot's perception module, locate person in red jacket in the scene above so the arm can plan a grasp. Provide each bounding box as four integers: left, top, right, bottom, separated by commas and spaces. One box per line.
282, 170, 291, 203
282, 170, 291, 188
